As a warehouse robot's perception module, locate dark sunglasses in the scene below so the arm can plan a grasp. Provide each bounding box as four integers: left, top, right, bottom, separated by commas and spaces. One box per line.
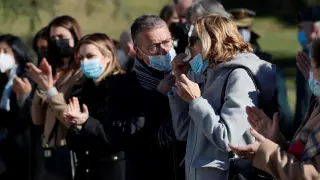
189, 36, 200, 47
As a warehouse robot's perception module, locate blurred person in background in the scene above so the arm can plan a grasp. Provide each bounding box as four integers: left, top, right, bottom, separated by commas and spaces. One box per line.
169, 14, 276, 180
29, 15, 82, 180
33, 27, 49, 66
130, 14, 185, 180
0, 34, 43, 180
229, 8, 294, 140
171, 0, 231, 54
294, 7, 320, 136
229, 38, 320, 180
188, 0, 231, 24
159, 3, 180, 28
228, 8, 271, 60
63, 33, 144, 180
116, 29, 136, 72
169, 0, 193, 54
173, 0, 193, 23
311, 20, 320, 40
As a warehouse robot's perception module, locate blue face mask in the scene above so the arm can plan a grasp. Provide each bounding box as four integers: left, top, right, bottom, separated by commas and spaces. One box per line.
297, 31, 308, 48
80, 58, 104, 79
148, 48, 176, 72
189, 54, 209, 75
308, 71, 320, 97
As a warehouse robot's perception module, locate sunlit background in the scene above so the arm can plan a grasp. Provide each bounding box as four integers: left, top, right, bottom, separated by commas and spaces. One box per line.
1, 0, 316, 111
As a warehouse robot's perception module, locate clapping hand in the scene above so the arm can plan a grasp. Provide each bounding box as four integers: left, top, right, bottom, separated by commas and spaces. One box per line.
246, 107, 280, 143
13, 77, 32, 100
63, 97, 89, 125
26, 58, 53, 91
229, 128, 266, 160
296, 51, 311, 80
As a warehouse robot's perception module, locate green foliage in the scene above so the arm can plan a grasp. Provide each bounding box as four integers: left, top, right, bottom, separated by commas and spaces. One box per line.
0, 0, 56, 31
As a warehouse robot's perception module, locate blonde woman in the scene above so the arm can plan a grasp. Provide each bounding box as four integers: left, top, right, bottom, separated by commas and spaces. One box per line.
62, 33, 144, 180
169, 15, 276, 180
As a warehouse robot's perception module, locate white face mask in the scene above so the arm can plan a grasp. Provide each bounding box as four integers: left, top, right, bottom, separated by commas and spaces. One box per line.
0, 53, 15, 73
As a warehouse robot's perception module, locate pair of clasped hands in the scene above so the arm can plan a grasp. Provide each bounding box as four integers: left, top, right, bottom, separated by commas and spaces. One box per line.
25, 58, 88, 126
158, 54, 201, 103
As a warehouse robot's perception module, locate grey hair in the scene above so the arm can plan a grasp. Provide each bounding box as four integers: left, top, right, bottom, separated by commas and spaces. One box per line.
173, 0, 194, 5
191, 0, 231, 19
130, 14, 166, 44
119, 29, 133, 49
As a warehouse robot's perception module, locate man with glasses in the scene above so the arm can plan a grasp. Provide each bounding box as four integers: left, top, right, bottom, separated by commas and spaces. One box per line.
128, 14, 185, 180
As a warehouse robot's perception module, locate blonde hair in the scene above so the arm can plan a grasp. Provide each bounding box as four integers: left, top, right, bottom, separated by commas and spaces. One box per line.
195, 14, 253, 66
75, 33, 124, 82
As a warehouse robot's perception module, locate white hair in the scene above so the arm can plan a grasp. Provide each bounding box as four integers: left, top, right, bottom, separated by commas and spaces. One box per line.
191, 0, 231, 18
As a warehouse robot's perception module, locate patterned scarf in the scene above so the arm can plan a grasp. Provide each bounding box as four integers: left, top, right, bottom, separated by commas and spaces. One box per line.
133, 58, 165, 91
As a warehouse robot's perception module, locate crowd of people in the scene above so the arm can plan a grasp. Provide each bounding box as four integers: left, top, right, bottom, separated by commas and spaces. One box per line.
0, 0, 320, 179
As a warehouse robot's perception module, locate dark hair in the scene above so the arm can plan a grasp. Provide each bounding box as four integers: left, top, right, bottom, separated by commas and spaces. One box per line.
130, 14, 165, 44
312, 38, 320, 67
47, 15, 81, 74
298, 7, 320, 22
48, 15, 81, 42
32, 26, 48, 53
159, 3, 176, 23
0, 34, 33, 76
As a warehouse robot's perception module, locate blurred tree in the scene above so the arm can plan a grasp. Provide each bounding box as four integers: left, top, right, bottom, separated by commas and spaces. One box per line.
0, 0, 129, 31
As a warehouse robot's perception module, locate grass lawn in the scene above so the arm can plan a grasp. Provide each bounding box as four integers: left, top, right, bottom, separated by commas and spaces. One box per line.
0, 0, 300, 111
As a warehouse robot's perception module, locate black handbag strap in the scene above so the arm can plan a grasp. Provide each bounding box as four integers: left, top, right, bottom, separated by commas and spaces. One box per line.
220, 66, 260, 160
220, 65, 261, 108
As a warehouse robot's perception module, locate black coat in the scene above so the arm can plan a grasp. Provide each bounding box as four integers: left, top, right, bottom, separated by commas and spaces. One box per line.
66, 72, 145, 180
0, 73, 44, 180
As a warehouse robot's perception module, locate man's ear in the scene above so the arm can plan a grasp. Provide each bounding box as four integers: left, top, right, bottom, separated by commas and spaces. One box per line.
134, 46, 143, 59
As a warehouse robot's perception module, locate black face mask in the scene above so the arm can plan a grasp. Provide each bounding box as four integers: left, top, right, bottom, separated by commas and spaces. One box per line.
52, 39, 74, 58
169, 22, 188, 40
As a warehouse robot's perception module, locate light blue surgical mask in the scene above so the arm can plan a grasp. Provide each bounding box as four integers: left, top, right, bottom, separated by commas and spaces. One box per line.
80, 58, 104, 79
189, 54, 208, 75
297, 31, 308, 48
144, 48, 176, 72
308, 71, 320, 97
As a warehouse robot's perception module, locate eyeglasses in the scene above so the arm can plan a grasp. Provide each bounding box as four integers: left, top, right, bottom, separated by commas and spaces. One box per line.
145, 38, 174, 54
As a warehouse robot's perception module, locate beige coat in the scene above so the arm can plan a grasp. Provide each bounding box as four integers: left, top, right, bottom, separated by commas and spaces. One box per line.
253, 99, 320, 180
31, 68, 83, 147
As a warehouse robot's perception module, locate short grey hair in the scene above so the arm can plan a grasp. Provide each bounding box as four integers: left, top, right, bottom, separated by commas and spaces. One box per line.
191, 0, 231, 19
173, 0, 193, 5
130, 14, 166, 44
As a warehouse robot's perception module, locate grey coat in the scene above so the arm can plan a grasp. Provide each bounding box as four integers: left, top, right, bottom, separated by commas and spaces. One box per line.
169, 53, 276, 180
